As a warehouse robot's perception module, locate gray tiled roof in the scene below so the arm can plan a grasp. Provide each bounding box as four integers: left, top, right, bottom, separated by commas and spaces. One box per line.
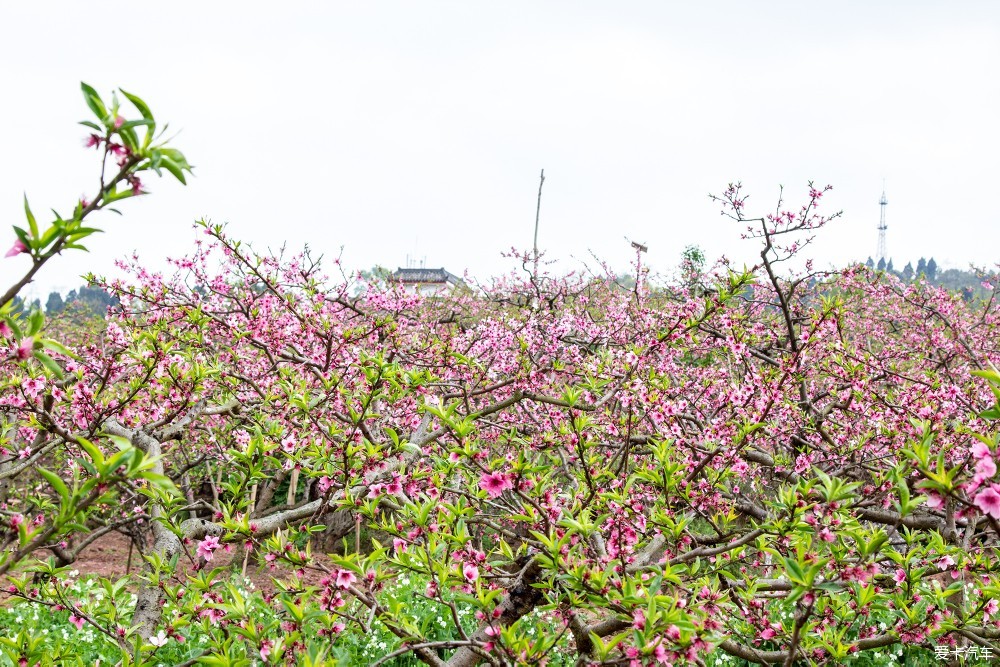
391, 268, 463, 284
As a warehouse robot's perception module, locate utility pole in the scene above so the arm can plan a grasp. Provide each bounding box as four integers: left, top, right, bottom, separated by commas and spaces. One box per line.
630, 239, 648, 295
533, 169, 544, 279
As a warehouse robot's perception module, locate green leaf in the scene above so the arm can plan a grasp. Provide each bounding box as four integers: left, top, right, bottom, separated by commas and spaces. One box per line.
158, 156, 187, 184
4, 316, 23, 340
77, 438, 105, 468
589, 631, 627, 660
40, 338, 80, 359
157, 147, 192, 171
861, 531, 889, 558
105, 434, 132, 451
37, 468, 70, 505
104, 185, 136, 204
78, 120, 102, 131
80, 82, 108, 122
12, 225, 29, 247
65, 228, 102, 244
119, 89, 155, 148
972, 369, 1000, 384
119, 89, 152, 121
104, 449, 136, 475
138, 471, 180, 495
32, 350, 63, 378
119, 119, 153, 131
23, 195, 38, 242
27, 308, 44, 336
979, 406, 1000, 421
38, 226, 61, 251
118, 126, 139, 152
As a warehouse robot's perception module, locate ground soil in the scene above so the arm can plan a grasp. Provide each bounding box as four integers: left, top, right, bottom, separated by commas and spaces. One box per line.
65, 531, 329, 593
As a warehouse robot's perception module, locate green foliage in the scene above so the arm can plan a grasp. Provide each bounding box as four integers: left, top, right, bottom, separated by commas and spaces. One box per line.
0, 572, 575, 666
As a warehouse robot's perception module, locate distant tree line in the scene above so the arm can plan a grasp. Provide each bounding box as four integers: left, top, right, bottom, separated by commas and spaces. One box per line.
865, 256, 990, 300
12, 284, 118, 318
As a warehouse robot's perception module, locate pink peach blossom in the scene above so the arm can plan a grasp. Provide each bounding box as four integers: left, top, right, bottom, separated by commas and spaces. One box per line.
479, 472, 511, 498
974, 485, 1000, 520
196, 535, 220, 561
335, 569, 356, 589
15, 337, 32, 361
5, 239, 28, 258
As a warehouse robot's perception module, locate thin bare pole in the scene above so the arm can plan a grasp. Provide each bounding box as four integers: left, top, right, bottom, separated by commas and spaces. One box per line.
242, 483, 258, 577
629, 240, 648, 299
533, 169, 545, 278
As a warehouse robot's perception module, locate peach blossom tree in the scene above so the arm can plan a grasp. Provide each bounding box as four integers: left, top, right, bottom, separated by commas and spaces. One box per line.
2, 88, 1000, 666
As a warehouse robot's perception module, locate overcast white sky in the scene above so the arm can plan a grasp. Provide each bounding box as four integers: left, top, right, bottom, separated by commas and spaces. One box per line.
2, 1, 998, 302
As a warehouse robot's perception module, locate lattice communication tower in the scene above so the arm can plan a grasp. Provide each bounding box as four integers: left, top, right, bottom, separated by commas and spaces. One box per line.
876, 187, 888, 262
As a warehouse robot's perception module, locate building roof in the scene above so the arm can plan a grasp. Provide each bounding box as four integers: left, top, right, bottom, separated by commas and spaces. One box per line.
391, 268, 463, 284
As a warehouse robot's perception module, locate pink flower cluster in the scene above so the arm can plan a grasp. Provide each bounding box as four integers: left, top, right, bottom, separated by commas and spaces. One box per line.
479, 471, 514, 498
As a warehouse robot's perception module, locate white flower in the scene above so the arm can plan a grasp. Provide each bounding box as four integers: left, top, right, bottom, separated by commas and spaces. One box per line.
149, 630, 169, 647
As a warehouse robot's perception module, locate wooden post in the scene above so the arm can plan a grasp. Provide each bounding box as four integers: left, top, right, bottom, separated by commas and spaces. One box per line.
287, 468, 299, 505
205, 461, 221, 510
